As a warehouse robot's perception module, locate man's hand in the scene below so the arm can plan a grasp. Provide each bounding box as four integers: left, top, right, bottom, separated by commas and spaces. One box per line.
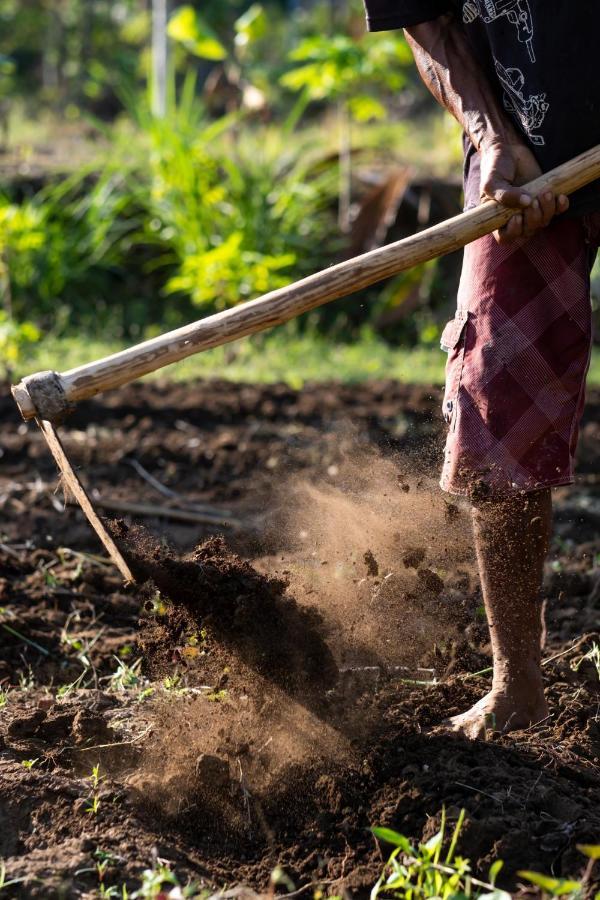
479, 141, 569, 243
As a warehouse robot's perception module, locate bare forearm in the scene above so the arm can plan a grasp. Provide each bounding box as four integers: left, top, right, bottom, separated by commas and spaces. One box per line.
404, 15, 520, 150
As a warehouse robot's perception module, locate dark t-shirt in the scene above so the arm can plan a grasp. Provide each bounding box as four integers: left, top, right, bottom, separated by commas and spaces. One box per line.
362, 1, 600, 215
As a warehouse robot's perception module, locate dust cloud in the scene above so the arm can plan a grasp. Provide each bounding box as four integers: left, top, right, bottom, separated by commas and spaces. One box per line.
126, 438, 476, 833
259, 439, 474, 672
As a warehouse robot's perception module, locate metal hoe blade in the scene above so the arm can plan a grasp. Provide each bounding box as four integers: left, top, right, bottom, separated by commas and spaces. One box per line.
36, 418, 135, 584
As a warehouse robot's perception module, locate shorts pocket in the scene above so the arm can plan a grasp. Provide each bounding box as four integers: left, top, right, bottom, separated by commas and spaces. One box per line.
440, 310, 468, 428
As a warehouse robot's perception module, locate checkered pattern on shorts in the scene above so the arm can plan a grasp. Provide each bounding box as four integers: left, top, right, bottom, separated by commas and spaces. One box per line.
440, 213, 600, 498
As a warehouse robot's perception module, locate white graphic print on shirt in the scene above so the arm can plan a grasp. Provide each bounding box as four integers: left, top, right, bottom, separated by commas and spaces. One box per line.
462, 0, 535, 62
494, 59, 548, 145
462, 0, 549, 146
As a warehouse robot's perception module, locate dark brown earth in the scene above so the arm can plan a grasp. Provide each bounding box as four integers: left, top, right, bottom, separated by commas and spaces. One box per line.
1, 378, 600, 898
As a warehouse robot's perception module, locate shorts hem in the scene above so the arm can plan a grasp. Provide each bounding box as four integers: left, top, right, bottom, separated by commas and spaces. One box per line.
439, 474, 575, 498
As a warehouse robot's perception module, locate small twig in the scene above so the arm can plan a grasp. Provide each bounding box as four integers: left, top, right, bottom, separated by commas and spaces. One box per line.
88, 495, 242, 528
0, 623, 51, 657
126, 458, 180, 500
256, 736, 273, 754
459, 666, 492, 681
523, 771, 543, 806
542, 639, 586, 667
517, 713, 553, 733
74, 723, 153, 752
126, 458, 236, 517
275, 879, 339, 900
0, 541, 22, 560
238, 758, 253, 832
460, 638, 584, 682
57, 547, 115, 569
454, 781, 503, 806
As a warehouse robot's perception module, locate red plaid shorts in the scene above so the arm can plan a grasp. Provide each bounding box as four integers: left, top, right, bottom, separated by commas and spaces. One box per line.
440, 213, 600, 498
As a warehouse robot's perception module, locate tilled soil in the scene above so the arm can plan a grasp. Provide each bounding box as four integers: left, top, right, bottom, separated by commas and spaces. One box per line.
1, 378, 600, 898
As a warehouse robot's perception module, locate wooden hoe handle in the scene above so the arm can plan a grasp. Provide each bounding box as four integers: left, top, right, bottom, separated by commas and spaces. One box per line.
12, 143, 600, 422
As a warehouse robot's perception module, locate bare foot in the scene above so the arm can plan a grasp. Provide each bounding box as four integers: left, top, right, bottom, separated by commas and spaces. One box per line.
447, 686, 549, 740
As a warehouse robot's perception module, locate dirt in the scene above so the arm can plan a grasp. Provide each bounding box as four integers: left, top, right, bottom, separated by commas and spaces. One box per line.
115, 522, 338, 697
1, 378, 600, 898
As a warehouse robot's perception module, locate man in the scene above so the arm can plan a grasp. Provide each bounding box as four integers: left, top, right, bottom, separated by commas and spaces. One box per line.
362, 0, 600, 738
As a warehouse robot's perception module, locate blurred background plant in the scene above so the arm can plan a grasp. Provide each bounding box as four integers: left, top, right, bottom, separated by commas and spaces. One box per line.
0, 0, 475, 380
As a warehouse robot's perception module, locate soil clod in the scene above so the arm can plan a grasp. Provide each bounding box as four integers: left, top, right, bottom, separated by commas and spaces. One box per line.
363, 549, 379, 577
110, 522, 339, 698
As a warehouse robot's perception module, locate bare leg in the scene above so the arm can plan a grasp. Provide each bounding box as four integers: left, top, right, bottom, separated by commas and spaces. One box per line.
450, 488, 552, 739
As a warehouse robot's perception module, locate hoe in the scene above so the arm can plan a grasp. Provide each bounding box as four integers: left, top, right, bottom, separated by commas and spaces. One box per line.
11, 145, 600, 583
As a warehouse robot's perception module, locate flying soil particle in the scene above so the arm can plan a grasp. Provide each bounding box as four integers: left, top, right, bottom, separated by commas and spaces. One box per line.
402, 547, 426, 569
417, 568, 445, 595
363, 549, 379, 577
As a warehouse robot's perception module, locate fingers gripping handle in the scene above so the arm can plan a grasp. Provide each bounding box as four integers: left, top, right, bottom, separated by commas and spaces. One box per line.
12, 144, 600, 423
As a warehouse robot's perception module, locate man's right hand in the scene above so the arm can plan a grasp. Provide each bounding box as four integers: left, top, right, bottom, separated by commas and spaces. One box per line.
479, 140, 570, 244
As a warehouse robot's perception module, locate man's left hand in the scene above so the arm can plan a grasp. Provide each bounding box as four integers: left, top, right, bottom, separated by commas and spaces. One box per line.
479, 140, 570, 244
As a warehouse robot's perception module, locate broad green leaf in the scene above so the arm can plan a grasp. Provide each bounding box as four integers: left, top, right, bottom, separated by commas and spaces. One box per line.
488, 859, 504, 884
518, 871, 582, 895
234, 4, 267, 48
167, 6, 226, 60
348, 95, 386, 123
167, 6, 199, 43
371, 827, 413, 852
578, 844, 600, 860
422, 829, 443, 854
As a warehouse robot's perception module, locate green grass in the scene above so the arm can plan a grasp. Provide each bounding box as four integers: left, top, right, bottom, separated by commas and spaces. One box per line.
13, 331, 600, 388
14, 331, 448, 387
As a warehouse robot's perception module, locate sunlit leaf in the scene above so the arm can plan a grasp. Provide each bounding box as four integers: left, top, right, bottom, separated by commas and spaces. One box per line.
348, 94, 386, 122
371, 827, 413, 853
234, 4, 267, 48
518, 871, 582, 895
167, 6, 226, 60
578, 845, 600, 860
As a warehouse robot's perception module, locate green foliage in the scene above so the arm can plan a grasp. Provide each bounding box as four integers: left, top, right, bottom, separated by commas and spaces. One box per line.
572, 642, 600, 680
517, 844, 600, 899
0, 0, 147, 109
167, 6, 226, 61
1, 106, 338, 332
15, 330, 452, 387
0, 166, 142, 329
372, 810, 511, 899
0, 861, 26, 892
281, 33, 412, 122
129, 85, 337, 312
85, 763, 103, 815
131, 862, 201, 899
234, 4, 268, 52
517, 872, 582, 897
0, 1, 456, 344
107, 655, 145, 692
0, 311, 40, 374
